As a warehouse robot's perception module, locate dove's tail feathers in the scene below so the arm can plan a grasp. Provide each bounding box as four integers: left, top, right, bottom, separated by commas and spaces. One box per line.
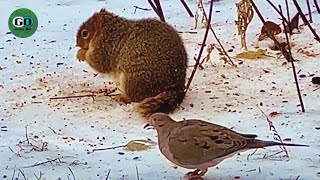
247, 140, 309, 149
137, 90, 185, 118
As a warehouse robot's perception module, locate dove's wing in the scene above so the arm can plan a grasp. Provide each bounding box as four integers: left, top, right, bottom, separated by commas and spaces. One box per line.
167, 119, 257, 165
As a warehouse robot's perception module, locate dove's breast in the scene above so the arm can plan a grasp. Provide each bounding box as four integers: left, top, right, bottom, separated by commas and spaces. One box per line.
160, 145, 197, 169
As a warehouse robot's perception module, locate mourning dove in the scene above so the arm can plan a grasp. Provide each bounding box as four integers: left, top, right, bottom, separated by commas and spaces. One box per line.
144, 113, 309, 180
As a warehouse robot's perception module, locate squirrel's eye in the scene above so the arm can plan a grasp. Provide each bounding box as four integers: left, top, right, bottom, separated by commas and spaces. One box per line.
152, 117, 157, 122
81, 29, 89, 39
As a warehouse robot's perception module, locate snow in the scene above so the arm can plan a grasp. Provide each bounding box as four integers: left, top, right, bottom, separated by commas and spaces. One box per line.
0, 0, 320, 179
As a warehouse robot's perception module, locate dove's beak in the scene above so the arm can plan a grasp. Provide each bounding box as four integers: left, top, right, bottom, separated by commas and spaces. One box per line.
144, 123, 150, 129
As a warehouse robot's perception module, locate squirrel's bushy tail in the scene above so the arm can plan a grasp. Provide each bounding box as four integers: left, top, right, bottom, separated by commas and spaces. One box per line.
137, 90, 185, 118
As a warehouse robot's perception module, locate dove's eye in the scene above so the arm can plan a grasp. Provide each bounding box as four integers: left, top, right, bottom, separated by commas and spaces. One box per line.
81, 29, 89, 39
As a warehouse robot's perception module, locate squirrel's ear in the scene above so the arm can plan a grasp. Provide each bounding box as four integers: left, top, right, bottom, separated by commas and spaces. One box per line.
93, 14, 103, 30
100, 8, 106, 13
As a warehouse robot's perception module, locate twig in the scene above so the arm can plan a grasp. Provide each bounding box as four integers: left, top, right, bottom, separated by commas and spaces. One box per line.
285, 0, 291, 34
180, 0, 194, 17
135, 165, 140, 180
25, 125, 30, 144
92, 145, 126, 152
306, 0, 312, 23
106, 169, 111, 179
246, 169, 256, 173
258, 106, 289, 158
48, 127, 57, 134
200, 2, 235, 67
50, 94, 96, 100
279, 5, 305, 112
11, 169, 16, 180
265, 0, 290, 24
133, 6, 151, 14
292, 0, 320, 42
147, 0, 159, 16
313, 86, 320, 91
247, 148, 258, 161
34, 172, 44, 180
184, 0, 214, 95
250, 0, 291, 62
314, 0, 320, 13
8, 146, 21, 157
133, 6, 152, 12
23, 157, 63, 168
68, 167, 76, 180
153, 0, 165, 22
19, 169, 27, 180
263, 150, 287, 159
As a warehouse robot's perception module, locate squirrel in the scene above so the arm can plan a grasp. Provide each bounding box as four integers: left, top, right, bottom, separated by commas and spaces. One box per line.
76, 8, 188, 118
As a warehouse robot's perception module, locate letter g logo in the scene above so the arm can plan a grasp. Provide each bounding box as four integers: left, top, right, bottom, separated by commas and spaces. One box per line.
13, 16, 24, 27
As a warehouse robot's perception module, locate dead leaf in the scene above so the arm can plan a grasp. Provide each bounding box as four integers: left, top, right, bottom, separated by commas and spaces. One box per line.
124, 139, 157, 152
269, 111, 281, 117
235, 49, 267, 60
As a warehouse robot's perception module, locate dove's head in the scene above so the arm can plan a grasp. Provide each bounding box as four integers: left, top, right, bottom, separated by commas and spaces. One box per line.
144, 113, 175, 131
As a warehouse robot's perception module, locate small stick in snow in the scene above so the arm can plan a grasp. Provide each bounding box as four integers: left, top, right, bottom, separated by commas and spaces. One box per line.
18, 169, 27, 180
8, 146, 21, 157
292, 0, 320, 42
50, 88, 118, 100
246, 148, 258, 161
34, 172, 44, 180
313, 87, 320, 91
184, 0, 214, 95
48, 127, 57, 134
92, 145, 126, 152
106, 169, 111, 179
50, 94, 96, 100
11, 169, 16, 180
263, 150, 287, 160
258, 106, 289, 158
279, 5, 305, 113
25, 125, 30, 145
23, 157, 64, 168
135, 165, 140, 180
133, 6, 152, 14
68, 167, 76, 180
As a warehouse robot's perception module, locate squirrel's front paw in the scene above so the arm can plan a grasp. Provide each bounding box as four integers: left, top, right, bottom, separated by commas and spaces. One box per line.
114, 94, 132, 105
76, 49, 87, 61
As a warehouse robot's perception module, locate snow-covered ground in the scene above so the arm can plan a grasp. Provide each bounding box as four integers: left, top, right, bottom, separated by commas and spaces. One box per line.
0, 0, 319, 179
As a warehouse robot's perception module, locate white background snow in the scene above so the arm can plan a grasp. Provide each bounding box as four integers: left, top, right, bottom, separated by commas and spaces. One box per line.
0, 0, 319, 179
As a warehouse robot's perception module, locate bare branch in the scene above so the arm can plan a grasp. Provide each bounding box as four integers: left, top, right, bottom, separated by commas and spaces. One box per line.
184, 0, 214, 95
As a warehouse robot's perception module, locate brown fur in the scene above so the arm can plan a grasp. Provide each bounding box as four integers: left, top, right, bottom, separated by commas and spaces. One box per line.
76, 9, 188, 118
